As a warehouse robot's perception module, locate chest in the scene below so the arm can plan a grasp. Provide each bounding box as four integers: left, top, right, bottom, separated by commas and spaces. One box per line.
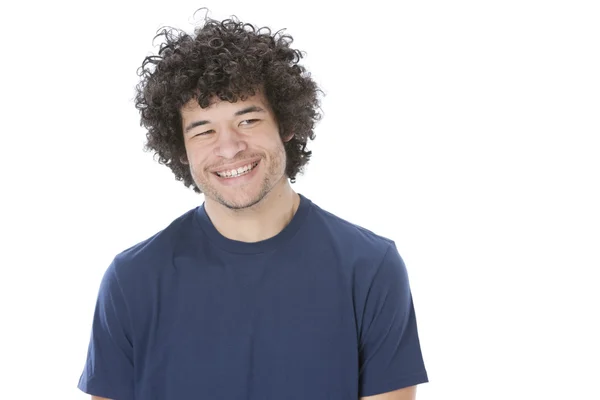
131, 258, 360, 399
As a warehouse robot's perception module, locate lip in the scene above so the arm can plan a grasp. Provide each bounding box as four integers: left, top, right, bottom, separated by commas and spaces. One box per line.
212, 159, 261, 186
210, 157, 262, 174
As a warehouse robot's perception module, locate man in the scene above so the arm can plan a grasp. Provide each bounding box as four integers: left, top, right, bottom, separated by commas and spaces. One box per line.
78, 11, 428, 400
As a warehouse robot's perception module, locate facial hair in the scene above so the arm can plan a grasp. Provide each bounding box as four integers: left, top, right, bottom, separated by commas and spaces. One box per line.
193, 144, 287, 211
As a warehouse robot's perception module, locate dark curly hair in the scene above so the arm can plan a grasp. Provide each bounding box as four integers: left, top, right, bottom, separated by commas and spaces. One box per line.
134, 10, 323, 193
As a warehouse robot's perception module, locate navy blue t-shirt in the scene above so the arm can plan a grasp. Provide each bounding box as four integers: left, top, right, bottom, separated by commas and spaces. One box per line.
78, 194, 428, 399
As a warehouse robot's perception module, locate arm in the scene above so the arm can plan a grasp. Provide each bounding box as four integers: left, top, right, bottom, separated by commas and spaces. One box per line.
77, 260, 135, 399
91, 397, 112, 400
356, 242, 428, 397
361, 385, 417, 400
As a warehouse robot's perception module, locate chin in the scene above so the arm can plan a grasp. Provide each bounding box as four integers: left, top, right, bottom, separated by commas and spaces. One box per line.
206, 184, 269, 210
218, 192, 267, 210
222, 199, 262, 210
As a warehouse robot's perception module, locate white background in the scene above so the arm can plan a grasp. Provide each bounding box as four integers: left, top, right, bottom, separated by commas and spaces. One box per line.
1, 1, 599, 399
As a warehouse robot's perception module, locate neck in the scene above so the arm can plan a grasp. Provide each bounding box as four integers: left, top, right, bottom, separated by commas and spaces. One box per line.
203, 179, 300, 243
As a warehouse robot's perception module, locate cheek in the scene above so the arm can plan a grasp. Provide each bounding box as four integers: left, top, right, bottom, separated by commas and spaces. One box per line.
186, 159, 210, 182
186, 146, 211, 169
188, 162, 203, 176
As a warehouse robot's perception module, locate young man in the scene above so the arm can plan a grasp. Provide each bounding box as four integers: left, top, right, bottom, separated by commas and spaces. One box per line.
78, 12, 428, 400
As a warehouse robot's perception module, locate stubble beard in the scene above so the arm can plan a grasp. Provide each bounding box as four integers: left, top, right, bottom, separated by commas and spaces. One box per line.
194, 147, 287, 211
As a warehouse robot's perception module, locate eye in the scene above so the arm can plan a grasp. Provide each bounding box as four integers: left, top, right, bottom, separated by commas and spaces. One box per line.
240, 119, 259, 126
193, 129, 215, 137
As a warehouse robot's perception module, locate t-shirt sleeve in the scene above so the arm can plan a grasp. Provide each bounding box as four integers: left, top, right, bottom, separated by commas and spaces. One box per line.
357, 242, 429, 397
78, 260, 135, 399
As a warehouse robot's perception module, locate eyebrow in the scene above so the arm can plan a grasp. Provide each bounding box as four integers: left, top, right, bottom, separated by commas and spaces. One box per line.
183, 105, 266, 133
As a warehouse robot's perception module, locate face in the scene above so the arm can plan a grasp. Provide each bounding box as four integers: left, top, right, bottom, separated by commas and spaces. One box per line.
180, 92, 289, 210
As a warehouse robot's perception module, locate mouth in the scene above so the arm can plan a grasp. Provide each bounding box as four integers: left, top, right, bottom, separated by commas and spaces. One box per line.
213, 160, 260, 179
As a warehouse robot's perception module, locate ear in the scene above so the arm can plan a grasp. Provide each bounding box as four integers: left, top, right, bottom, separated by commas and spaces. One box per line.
180, 154, 189, 165
283, 132, 295, 143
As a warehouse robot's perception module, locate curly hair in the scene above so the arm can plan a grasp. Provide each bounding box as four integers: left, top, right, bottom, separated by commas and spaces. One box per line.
134, 11, 323, 193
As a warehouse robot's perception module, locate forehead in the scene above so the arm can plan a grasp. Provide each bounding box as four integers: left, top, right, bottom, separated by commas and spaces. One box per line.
181, 92, 271, 119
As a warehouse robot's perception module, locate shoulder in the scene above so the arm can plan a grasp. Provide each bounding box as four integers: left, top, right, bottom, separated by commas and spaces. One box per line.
304, 198, 409, 303
308, 199, 395, 255
305, 199, 401, 282
109, 207, 198, 280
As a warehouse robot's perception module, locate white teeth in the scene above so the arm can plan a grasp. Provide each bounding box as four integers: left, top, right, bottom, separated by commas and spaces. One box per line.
216, 162, 257, 178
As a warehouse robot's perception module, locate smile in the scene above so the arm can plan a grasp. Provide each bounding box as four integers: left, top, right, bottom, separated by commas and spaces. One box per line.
215, 161, 260, 178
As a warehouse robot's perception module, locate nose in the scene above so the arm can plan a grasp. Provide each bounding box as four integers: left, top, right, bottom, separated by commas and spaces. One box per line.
213, 127, 247, 159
